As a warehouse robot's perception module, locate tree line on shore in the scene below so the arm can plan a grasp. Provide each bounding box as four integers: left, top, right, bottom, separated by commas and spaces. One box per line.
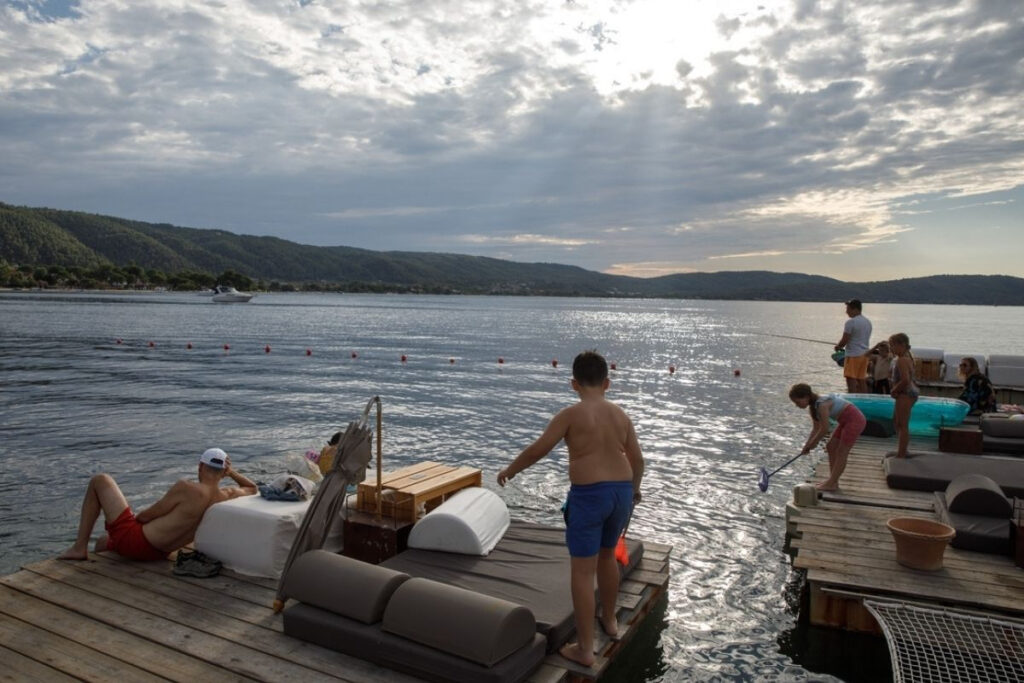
0, 260, 461, 294
0, 261, 252, 291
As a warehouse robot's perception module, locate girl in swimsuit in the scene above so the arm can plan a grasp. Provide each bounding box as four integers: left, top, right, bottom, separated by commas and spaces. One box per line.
789, 383, 867, 491
888, 333, 918, 458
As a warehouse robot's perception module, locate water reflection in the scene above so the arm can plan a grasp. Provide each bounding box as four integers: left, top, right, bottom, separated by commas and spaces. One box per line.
2, 293, 1020, 681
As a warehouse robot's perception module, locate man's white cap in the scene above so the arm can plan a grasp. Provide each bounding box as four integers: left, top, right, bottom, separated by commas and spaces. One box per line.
200, 447, 227, 469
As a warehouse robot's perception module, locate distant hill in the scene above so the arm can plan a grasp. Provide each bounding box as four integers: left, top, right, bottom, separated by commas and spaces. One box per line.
2, 201, 1023, 304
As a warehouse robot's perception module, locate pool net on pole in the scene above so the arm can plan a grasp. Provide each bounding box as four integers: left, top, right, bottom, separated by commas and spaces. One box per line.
864, 599, 1024, 683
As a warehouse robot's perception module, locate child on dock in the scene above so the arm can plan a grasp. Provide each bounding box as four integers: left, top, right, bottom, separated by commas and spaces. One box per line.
888, 333, 919, 458
59, 448, 257, 563
789, 383, 866, 491
868, 341, 893, 395
497, 350, 644, 668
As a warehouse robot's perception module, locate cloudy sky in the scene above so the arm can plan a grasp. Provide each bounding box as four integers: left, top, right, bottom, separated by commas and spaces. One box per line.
2, 0, 1022, 281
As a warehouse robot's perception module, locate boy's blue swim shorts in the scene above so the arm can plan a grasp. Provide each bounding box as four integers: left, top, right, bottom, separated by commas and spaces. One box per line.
563, 481, 633, 557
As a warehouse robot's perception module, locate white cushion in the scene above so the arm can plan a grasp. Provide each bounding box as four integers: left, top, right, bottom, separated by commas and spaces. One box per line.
942, 352, 987, 382
912, 347, 944, 361
195, 495, 342, 578
407, 487, 509, 556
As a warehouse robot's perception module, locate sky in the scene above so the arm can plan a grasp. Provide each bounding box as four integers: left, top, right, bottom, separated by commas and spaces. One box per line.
1, 0, 1022, 281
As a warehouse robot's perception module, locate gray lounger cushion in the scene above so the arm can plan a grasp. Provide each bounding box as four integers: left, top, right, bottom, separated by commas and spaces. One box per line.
981, 435, 1024, 455
935, 493, 1012, 556
382, 577, 537, 667
945, 474, 1012, 518
382, 520, 643, 652
884, 453, 1024, 498
283, 602, 546, 683
980, 415, 1024, 438
281, 550, 409, 624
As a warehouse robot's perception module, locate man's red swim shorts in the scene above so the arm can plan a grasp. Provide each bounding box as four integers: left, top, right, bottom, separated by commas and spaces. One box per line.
105, 508, 169, 561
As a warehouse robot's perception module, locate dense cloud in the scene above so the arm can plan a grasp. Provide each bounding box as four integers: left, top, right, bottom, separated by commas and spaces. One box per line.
1, 0, 1022, 279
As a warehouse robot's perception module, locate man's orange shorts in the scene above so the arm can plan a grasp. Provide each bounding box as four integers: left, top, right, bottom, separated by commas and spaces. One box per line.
843, 354, 869, 380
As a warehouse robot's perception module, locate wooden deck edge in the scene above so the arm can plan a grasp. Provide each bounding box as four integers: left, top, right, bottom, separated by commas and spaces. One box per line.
536, 550, 671, 682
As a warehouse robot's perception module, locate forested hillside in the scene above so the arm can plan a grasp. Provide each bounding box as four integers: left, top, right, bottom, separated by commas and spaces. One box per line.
2, 202, 1023, 304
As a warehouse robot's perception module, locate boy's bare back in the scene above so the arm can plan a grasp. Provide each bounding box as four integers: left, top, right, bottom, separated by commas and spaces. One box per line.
560, 398, 639, 485
497, 350, 643, 495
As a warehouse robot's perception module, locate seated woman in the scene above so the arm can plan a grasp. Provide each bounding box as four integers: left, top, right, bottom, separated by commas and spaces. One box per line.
958, 357, 997, 414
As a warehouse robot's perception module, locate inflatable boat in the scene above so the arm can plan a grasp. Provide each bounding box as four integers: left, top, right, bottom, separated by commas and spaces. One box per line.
842, 393, 970, 437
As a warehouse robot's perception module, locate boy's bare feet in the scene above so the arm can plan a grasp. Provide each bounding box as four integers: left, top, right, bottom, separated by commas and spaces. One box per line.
815, 482, 838, 492
58, 547, 88, 561
599, 616, 620, 641
559, 643, 595, 667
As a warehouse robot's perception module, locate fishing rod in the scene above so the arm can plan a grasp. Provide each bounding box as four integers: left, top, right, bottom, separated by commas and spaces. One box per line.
750, 332, 836, 346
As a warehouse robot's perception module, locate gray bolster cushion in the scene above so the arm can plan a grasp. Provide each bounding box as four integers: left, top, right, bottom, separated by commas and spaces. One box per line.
981, 415, 1024, 438
381, 577, 536, 667
282, 550, 410, 624
945, 474, 1012, 518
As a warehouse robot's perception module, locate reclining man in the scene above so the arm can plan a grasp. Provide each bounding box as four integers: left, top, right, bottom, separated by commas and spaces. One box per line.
59, 447, 257, 562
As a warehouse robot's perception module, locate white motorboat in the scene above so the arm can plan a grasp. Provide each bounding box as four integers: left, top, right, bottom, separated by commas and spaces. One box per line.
211, 285, 254, 303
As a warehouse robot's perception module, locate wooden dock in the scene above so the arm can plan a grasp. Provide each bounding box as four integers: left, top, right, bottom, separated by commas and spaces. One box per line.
789, 435, 1024, 633
0, 542, 670, 682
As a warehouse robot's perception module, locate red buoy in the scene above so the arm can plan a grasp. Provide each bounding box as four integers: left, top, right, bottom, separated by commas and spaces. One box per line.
264, 345, 271, 353
449, 357, 455, 364
401, 354, 407, 363
734, 369, 741, 376
610, 362, 617, 371
305, 348, 312, 356
498, 357, 504, 364
148, 341, 155, 348
351, 351, 358, 359
223, 343, 231, 351
186, 342, 193, 350
115, 338, 123, 344
668, 365, 675, 374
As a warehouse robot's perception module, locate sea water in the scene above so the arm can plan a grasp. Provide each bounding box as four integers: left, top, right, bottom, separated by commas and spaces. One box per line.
1, 292, 1022, 682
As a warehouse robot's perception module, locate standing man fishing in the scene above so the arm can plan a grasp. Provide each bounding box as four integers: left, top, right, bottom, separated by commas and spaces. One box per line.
835, 298, 872, 393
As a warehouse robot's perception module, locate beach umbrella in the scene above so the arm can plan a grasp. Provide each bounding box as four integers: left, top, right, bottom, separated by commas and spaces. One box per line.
273, 396, 380, 611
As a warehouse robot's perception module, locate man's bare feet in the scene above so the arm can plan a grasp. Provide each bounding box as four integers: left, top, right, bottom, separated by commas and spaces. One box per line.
815, 482, 839, 492
559, 642, 595, 667
58, 547, 88, 561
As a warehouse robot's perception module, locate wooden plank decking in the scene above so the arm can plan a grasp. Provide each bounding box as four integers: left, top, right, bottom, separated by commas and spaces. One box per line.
789, 434, 1024, 632
0, 542, 670, 682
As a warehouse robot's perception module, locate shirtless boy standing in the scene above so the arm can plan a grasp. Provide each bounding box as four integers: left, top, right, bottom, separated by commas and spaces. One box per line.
59, 448, 257, 562
497, 350, 644, 667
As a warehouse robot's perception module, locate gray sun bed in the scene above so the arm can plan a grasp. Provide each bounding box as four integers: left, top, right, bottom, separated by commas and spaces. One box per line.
280, 521, 644, 682
382, 520, 644, 652
884, 453, 1024, 498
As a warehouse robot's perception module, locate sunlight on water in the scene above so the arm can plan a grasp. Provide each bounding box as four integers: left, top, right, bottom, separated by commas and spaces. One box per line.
2, 292, 1021, 681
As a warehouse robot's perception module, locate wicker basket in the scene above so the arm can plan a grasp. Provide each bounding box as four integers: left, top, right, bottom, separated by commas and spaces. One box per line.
887, 517, 955, 571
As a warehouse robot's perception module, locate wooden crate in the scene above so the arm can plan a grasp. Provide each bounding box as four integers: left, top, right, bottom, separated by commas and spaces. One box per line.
914, 358, 942, 381
356, 461, 482, 522
342, 510, 413, 564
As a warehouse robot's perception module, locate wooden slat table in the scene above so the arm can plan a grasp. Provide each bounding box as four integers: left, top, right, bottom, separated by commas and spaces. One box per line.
356, 461, 482, 522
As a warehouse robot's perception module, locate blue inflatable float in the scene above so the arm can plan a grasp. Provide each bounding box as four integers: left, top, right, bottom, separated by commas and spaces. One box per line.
842, 394, 970, 437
